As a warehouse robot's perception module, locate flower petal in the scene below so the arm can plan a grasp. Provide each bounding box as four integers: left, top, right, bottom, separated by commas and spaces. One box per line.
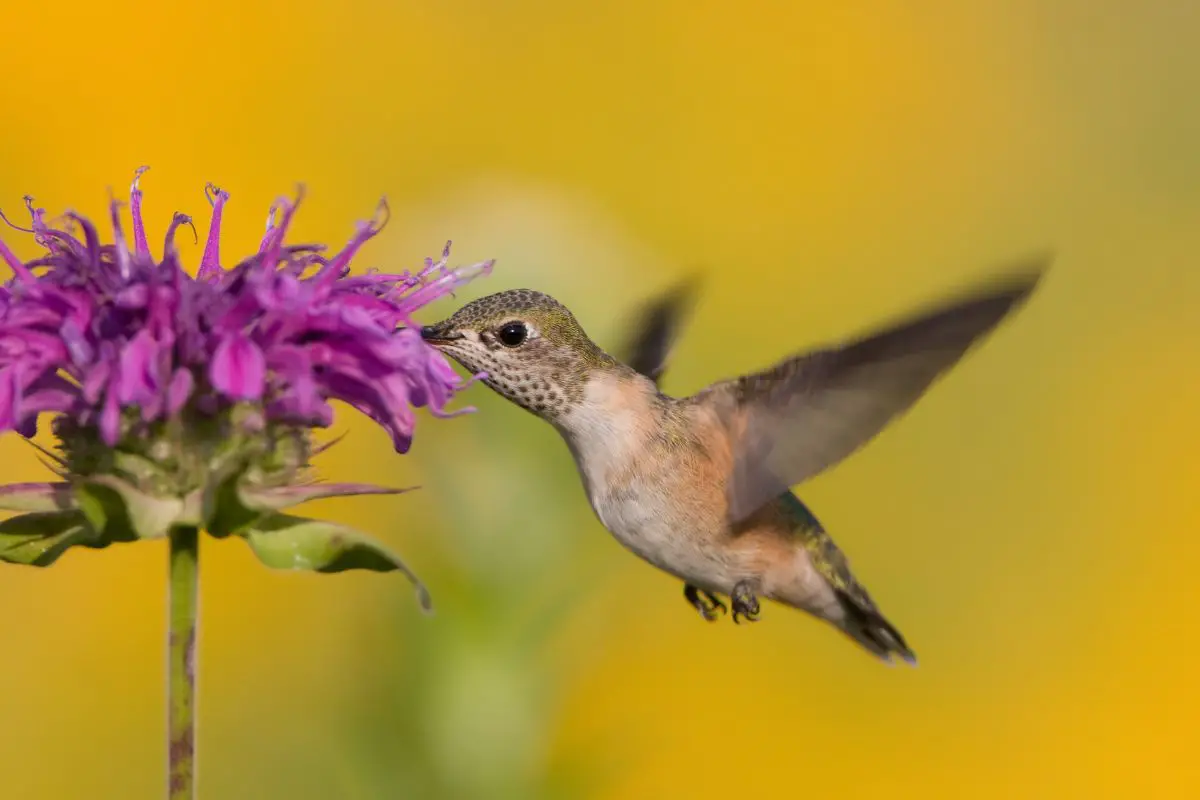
0, 367, 19, 431
116, 330, 161, 407
99, 384, 122, 445
165, 368, 194, 415
197, 183, 230, 279
130, 165, 151, 258
210, 333, 265, 401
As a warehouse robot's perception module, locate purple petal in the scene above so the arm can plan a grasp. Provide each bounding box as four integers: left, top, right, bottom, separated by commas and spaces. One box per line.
81, 343, 116, 404
16, 374, 76, 437
0, 367, 20, 431
99, 384, 121, 445
0, 235, 37, 285
166, 368, 194, 415
258, 189, 302, 266
64, 212, 102, 271
116, 330, 161, 408
310, 200, 388, 293
197, 183, 230, 280
108, 194, 134, 281
321, 370, 415, 453
130, 166, 151, 258
266, 346, 330, 423
211, 333, 265, 401
23, 372, 77, 408
59, 317, 93, 366
115, 284, 149, 309
163, 212, 195, 258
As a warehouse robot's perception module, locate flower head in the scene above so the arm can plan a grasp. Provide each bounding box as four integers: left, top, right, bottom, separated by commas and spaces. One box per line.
0, 169, 491, 454
0, 169, 493, 604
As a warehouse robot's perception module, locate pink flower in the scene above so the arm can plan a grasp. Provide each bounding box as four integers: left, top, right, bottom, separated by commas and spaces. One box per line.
0, 169, 494, 452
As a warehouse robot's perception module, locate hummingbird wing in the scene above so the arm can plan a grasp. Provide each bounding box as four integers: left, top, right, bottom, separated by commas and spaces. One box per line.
708, 259, 1047, 524
615, 275, 701, 385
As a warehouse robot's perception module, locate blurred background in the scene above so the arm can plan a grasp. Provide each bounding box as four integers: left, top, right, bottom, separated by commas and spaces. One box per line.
1, 1, 1198, 797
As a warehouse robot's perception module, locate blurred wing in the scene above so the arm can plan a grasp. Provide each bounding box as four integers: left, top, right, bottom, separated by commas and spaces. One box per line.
615, 274, 701, 385
712, 259, 1048, 523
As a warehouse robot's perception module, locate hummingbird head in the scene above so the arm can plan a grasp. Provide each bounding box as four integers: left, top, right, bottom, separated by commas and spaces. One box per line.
420, 289, 616, 420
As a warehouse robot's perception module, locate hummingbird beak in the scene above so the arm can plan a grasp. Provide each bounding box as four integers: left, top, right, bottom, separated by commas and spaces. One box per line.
420, 324, 464, 345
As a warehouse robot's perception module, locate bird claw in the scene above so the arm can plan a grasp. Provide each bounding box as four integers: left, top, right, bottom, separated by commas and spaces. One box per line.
731, 580, 761, 624
684, 584, 727, 622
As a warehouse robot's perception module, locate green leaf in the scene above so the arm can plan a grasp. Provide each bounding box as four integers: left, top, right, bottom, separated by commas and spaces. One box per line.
75, 476, 185, 542
237, 483, 416, 513
0, 511, 96, 567
238, 513, 432, 612
202, 470, 262, 539
0, 482, 77, 513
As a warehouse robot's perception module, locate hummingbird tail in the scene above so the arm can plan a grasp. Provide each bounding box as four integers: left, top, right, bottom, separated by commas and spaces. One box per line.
837, 595, 918, 666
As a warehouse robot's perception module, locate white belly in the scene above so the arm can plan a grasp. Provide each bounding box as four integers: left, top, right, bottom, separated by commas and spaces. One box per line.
587, 481, 734, 590
557, 373, 735, 590
590, 486, 668, 561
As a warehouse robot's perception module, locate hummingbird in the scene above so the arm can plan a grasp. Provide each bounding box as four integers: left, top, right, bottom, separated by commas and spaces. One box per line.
420, 259, 1046, 663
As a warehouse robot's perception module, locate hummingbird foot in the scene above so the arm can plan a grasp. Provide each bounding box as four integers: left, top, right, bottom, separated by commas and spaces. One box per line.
684, 584, 727, 622
730, 580, 761, 624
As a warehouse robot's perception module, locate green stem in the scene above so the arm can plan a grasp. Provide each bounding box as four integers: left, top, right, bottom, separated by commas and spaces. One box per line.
167, 526, 200, 800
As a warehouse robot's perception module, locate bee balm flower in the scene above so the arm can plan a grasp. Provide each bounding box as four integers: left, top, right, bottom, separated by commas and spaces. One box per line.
0, 168, 494, 799
0, 169, 492, 602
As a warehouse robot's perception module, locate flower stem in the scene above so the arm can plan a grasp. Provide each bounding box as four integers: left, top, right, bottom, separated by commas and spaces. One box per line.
167, 525, 200, 800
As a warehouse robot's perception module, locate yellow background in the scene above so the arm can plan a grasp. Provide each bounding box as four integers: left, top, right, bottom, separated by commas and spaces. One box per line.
1, 1, 1197, 798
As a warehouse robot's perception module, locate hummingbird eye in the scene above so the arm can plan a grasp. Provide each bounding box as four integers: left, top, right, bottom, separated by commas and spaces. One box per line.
497, 321, 528, 347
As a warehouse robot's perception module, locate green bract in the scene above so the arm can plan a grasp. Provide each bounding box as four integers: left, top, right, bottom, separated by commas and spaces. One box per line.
0, 415, 429, 608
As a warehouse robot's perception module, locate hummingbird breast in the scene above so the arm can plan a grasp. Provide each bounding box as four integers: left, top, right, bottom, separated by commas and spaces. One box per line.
557, 372, 758, 589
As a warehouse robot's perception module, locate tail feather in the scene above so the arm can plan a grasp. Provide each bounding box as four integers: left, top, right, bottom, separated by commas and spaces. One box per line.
838, 594, 918, 666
